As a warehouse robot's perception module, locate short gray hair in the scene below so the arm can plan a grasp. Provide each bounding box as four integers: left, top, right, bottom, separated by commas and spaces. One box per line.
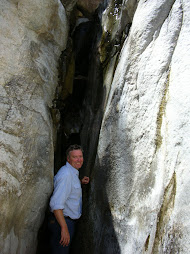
66, 144, 83, 157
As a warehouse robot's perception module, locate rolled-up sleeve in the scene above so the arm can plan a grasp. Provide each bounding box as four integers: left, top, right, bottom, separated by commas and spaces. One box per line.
50, 171, 72, 212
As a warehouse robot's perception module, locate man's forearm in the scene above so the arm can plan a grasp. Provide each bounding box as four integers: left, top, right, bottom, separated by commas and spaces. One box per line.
53, 209, 70, 246
53, 209, 67, 229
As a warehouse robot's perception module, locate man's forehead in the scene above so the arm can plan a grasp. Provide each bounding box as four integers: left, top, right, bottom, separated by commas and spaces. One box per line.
69, 149, 83, 155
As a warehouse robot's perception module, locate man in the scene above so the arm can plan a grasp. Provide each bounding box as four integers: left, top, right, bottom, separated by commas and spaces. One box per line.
49, 144, 89, 254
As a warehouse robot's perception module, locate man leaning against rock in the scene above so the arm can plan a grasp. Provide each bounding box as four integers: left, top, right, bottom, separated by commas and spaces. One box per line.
49, 144, 89, 254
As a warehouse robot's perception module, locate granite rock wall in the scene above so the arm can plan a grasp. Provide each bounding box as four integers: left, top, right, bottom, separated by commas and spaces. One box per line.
0, 0, 68, 253
81, 0, 190, 253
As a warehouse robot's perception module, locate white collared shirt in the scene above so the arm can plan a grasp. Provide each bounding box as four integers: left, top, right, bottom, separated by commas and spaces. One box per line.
50, 162, 82, 219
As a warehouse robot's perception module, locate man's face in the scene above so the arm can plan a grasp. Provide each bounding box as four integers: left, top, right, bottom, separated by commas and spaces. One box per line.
67, 149, 84, 170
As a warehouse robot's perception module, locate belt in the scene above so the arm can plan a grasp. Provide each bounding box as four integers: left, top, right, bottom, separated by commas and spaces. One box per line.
64, 216, 79, 221
50, 212, 79, 221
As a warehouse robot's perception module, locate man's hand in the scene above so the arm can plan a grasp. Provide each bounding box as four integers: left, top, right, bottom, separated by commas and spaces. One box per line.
53, 209, 70, 247
60, 226, 70, 247
81, 176, 90, 185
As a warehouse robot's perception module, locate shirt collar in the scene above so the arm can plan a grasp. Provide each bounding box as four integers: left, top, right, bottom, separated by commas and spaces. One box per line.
66, 162, 79, 176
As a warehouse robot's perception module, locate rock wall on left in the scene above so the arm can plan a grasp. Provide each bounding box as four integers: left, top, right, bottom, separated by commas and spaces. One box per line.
0, 0, 68, 253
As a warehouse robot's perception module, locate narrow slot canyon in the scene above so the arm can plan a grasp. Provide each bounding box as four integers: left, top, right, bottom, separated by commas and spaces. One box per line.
0, 0, 190, 254
37, 3, 105, 253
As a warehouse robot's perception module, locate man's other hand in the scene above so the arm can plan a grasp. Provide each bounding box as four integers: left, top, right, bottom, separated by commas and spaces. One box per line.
81, 176, 90, 185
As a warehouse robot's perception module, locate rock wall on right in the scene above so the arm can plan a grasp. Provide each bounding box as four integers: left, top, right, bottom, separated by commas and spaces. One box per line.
84, 0, 190, 253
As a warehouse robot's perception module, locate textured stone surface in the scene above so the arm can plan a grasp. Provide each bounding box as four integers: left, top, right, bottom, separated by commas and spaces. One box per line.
61, 0, 77, 14
77, 0, 103, 14
0, 0, 68, 253
82, 0, 190, 253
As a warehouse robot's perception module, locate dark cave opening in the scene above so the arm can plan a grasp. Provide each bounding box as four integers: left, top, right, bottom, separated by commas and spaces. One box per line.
53, 19, 98, 173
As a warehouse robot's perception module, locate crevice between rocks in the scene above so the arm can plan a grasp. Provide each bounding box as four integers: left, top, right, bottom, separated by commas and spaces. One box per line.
36, 4, 104, 254
151, 171, 177, 253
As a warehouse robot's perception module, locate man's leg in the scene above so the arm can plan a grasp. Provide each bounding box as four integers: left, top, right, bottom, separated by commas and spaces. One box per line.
48, 214, 77, 254
62, 217, 76, 254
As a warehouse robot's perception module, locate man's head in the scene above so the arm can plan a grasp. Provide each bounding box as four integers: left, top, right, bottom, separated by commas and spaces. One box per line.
66, 144, 84, 170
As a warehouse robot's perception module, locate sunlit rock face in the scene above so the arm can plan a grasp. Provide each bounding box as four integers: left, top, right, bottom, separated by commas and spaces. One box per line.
84, 0, 190, 253
0, 0, 68, 253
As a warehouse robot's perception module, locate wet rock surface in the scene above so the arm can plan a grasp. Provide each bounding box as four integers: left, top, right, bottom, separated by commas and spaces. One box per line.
80, 0, 190, 253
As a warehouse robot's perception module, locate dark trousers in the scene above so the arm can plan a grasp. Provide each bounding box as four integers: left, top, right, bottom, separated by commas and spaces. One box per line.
48, 213, 77, 254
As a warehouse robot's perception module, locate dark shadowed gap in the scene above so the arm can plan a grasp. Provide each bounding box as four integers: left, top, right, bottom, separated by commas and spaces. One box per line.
36, 10, 99, 254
